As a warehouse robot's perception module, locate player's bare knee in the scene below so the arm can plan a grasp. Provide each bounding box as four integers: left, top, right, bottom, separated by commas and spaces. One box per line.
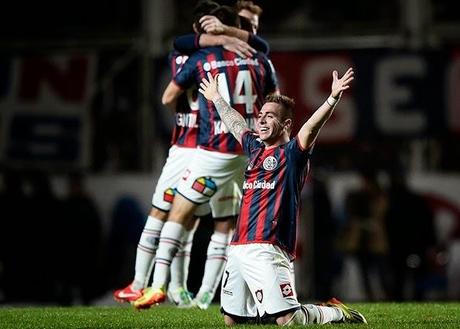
224, 315, 237, 326
149, 207, 167, 221
214, 217, 234, 233
169, 194, 197, 224
185, 217, 199, 230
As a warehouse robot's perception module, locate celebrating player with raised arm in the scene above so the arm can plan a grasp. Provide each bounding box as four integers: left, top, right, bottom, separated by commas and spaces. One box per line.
199, 69, 367, 326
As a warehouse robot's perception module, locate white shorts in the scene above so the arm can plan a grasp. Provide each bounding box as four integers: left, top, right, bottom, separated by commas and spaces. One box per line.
152, 146, 210, 217
220, 244, 300, 319
176, 148, 246, 218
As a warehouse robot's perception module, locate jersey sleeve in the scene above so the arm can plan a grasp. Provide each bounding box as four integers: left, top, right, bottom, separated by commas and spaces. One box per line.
168, 51, 184, 77
248, 34, 269, 55
172, 55, 197, 90
286, 137, 313, 165
173, 34, 201, 55
241, 130, 260, 156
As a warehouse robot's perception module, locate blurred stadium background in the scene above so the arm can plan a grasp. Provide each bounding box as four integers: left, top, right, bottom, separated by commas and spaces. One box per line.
0, 0, 459, 305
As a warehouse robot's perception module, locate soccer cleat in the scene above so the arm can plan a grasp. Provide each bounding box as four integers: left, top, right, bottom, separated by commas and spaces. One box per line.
113, 283, 143, 303
325, 297, 367, 324
167, 287, 194, 308
133, 287, 167, 309
193, 291, 213, 310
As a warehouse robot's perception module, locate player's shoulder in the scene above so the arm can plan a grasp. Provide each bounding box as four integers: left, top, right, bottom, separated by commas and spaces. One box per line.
191, 45, 223, 55
169, 50, 189, 64
242, 130, 263, 151
251, 50, 270, 61
243, 130, 261, 142
181, 47, 222, 65
283, 137, 306, 152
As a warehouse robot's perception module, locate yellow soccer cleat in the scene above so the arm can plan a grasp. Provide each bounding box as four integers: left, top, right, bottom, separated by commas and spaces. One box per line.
133, 287, 167, 309
325, 297, 368, 324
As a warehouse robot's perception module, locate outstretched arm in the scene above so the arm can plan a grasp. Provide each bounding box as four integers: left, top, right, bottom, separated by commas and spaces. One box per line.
162, 81, 183, 110
198, 72, 248, 144
297, 68, 354, 150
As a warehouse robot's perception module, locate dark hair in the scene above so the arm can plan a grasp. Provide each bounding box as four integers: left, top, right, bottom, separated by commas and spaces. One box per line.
210, 5, 240, 28
264, 94, 295, 120
193, 0, 220, 32
236, 0, 262, 16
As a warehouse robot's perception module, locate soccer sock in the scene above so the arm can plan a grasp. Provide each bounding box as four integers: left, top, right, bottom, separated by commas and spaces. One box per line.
196, 231, 230, 298
283, 309, 306, 325
133, 216, 164, 290
302, 304, 343, 324
169, 226, 196, 292
182, 226, 195, 286
151, 221, 185, 290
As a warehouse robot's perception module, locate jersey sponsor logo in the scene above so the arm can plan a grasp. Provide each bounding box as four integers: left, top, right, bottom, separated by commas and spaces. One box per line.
175, 55, 189, 65
263, 156, 278, 171
255, 289, 264, 303
174, 55, 189, 74
222, 289, 233, 296
242, 180, 276, 190
192, 177, 217, 197
163, 187, 176, 203
280, 283, 294, 297
202, 58, 260, 71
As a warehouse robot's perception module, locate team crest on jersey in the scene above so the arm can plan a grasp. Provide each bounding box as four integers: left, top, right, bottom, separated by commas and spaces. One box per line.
192, 177, 217, 197
255, 289, 264, 303
163, 187, 176, 203
263, 156, 278, 171
280, 283, 294, 297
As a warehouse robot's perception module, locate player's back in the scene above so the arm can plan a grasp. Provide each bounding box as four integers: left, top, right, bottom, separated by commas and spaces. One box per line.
174, 46, 278, 154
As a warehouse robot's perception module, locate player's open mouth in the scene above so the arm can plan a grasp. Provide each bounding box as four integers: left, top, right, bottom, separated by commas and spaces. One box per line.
260, 127, 269, 132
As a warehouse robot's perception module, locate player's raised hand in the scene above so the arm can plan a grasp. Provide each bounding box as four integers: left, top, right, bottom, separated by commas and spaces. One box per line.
331, 68, 354, 99
199, 15, 226, 34
199, 72, 220, 101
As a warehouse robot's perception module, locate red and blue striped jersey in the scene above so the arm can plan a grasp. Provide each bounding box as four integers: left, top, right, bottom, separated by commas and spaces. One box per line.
231, 131, 313, 260
169, 51, 200, 148
173, 47, 278, 154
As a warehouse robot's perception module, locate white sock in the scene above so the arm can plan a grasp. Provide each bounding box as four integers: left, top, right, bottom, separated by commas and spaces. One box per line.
133, 216, 164, 290
151, 221, 185, 290
196, 231, 230, 298
169, 226, 196, 292
284, 309, 306, 326
302, 304, 343, 324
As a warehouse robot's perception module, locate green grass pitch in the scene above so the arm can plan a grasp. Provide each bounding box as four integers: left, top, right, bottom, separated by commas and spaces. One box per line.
0, 303, 459, 328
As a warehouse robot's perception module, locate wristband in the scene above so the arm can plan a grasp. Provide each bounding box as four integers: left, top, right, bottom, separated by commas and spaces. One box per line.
326, 95, 339, 107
